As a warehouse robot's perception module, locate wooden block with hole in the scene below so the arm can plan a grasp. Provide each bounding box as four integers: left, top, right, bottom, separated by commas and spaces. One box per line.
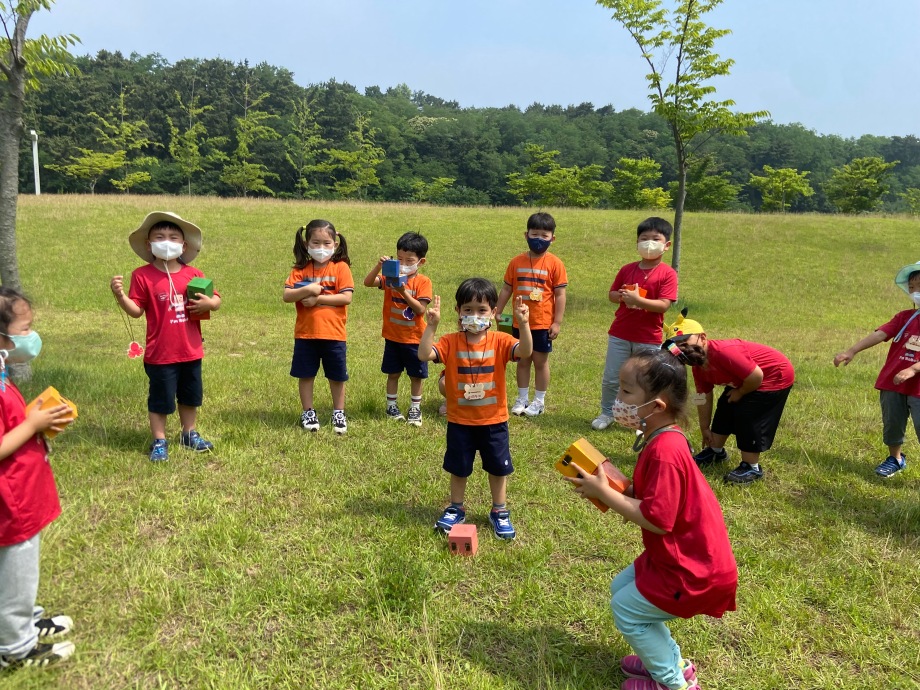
448, 524, 478, 556
25, 386, 77, 440
555, 437, 631, 512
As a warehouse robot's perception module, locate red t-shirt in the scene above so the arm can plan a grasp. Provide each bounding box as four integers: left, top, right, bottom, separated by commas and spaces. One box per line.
633, 429, 737, 618
608, 261, 678, 344
128, 263, 216, 365
0, 382, 61, 546
691, 339, 795, 394
876, 309, 920, 396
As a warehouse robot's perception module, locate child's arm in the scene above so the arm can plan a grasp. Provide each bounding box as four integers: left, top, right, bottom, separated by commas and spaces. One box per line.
188, 292, 221, 315
110, 275, 144, 318
315, 292, 352, 307
362, 256, 388, 288
282, 282, 322, 303
608, 287, 622, 304
512, 296, 533, 359
726, 366, 764, 403
549, 286, 566, 340
620, 290, 672, 313
696, 391, 715, 448
495, 283, 513, 315
392, 283, 428, 316
894, 361, 920, 385
418, 296, 441, 362
0, 401, 73, 461
564, 461, 666, 535
834, 330, 887, 366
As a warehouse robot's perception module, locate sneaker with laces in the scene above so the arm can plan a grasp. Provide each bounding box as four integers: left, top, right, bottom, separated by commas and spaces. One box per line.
35, 615, 73, 640
434, 506, 466, 533
332, 411, 347, 435
180, 430, 213, 452
489, 509, 516, 540
523, 399, 545, 417
407, 407, 422, 427
300, 409, 319, 432
724, 461, 764, 484
591, 413, 614, 430
875, 453, 906, 478
385, 404, 405, 421
693, 446, 728, 466
621, 655, 696, 682
620, 677, 699, 690
0, 641, 76, 669
511, 398, 528, 416
148, 438, 168, 462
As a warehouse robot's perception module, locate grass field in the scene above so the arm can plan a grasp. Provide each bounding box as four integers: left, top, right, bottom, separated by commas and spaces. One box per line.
4, 195, 919, 690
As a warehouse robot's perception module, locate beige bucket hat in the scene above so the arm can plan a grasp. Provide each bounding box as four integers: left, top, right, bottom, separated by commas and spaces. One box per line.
128, 211, 202, 264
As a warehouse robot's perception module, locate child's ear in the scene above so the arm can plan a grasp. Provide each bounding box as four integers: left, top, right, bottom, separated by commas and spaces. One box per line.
418, 258, 427, 266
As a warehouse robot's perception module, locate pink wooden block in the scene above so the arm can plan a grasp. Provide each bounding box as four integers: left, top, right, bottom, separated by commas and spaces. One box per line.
448, 524, 478, 556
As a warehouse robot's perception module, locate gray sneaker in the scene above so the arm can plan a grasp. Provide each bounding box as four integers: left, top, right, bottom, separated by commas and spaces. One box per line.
591, 413, 614, 430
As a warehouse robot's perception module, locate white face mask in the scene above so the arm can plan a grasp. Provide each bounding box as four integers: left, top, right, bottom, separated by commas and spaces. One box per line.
308, 247, 335, 263
611, 398, 657, 430
911, 292, 920, 307
150, 240, 184, 261
637, 240, 666, 260
460, 315, 492, 333
399, 262, 419, 276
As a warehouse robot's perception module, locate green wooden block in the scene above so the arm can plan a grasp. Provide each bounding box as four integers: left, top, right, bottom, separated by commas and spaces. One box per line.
186, 277, 214, 320
497, 314, 514, 334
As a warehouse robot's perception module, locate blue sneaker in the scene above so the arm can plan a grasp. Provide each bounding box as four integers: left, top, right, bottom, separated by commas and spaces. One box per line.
180, 430, 213, 452
489, 509, 516, 540
875, 453, 906, 478
434, 506, 465, 533
724, 461, 764, 484
149, 438, 168, 462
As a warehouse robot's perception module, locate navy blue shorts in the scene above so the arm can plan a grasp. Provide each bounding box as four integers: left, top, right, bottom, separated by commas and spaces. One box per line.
381, 339, 429, 379
290, 339, 348, 381
512, 327, 552, 354
443, 421, 514, 478
144, 359, 203, 414
711, 385, 792, 453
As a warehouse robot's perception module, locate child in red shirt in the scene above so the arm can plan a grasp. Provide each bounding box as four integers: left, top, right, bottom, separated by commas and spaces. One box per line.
0, 287, 77, 669
567, 350, 737, 690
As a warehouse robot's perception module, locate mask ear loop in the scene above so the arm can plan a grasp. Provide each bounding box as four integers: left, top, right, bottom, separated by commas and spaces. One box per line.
0, 349, 7, 391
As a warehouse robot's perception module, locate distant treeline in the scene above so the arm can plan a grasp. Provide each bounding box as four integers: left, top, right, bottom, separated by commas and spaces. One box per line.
20, 51, 920, 212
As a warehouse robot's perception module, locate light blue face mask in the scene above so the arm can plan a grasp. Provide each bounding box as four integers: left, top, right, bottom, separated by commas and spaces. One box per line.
1, 330, 42, 363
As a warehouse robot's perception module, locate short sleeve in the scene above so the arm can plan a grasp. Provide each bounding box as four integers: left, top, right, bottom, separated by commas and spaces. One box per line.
692, 368, 713, 394
416, 275, 432, 303
658, 267, 678, 302
336, 263, 355, 293
553, 258, 568, 289
503, 259, 516, 287
432, 333, 451, 365
127, 268, 148, 309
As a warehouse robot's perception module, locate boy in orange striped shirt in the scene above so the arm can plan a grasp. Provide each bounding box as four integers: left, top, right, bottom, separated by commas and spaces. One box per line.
419, 278, 532, 539
496, 212, 568, 417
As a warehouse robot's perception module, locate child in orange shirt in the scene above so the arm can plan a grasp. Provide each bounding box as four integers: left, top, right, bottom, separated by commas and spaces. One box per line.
283, 220, 354, 434
362, 232, 432, 426
419, 279, 532, 539
496, 212, 568, 417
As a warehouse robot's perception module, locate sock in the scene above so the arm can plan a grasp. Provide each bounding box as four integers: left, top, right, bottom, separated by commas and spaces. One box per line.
491, 502, 506, 513
711, 446, 723, 452
534, 390, 546, 403
410, 395, 422, 410
517, 388, 529, 401
450, 501, 464, 511
386, 394, 398, 407
748, 463, 760, 470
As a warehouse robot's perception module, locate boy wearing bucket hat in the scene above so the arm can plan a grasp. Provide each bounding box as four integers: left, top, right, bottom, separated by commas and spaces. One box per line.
110, 212, 221, 462
664, 311, 795, 484
833, 263, 920, 478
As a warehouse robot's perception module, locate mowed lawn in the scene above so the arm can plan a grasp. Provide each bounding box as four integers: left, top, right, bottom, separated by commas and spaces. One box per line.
5, 195, 919, 690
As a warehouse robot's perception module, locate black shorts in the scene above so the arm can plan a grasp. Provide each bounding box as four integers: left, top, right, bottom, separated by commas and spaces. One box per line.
512, 327, 552, 354
144, 359, 203, 414
443, 421, 514, 478
711, 386, 792, 453
381, 339, 429, 379
290, 339, 348, 381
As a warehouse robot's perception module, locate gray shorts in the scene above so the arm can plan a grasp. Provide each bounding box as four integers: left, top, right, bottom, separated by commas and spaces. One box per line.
879, 389, 920, 446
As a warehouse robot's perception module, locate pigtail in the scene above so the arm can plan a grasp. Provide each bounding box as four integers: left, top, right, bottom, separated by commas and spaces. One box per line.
0, 286, 30, 336
292, 226, 310, 269
331, 231, 351, 266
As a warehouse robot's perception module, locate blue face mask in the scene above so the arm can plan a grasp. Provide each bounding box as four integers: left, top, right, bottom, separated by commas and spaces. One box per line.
2, 330, 43, 363
527, 237, 552, 254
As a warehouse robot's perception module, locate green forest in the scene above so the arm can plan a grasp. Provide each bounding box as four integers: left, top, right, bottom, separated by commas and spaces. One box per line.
21, 51, 920, 213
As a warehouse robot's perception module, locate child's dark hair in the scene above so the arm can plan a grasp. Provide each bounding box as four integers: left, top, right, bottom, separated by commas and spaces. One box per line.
637, 217, 673, 241
148, 221, 184, 239
396, 231, 428, 258
0, 286, 30, 339
909, 270, 920, 284
628, 349, 688, 421
455, 278, 498, 309
293, 219, 350, 268
527, 212, 556, 234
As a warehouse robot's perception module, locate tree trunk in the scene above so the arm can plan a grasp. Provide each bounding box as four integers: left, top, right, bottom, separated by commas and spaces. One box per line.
671, 161, 687, 274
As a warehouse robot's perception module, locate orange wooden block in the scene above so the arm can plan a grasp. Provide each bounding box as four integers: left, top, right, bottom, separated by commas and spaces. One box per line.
25, 386, 77, 440
556, 437, 631, 512
448, 524, 478, 556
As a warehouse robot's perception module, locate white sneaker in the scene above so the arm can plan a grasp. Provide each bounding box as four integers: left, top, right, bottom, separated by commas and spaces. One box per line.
523, 399, 545, 417
511, 398, 529, 416
591, 413, 614, 430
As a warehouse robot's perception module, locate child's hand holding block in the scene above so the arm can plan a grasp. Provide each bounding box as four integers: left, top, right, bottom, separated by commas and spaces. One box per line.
555, 437, 631, 512
497, 314, 514, 334
622, 284, 647, 309
381, 259, 407, 288
186, 277, 214, 321
25, 386, 78, 440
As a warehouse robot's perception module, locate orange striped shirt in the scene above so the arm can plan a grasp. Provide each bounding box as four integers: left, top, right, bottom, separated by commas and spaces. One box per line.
502, 252, 568, 329
285, 261, 354, 341
433, 331, 519, 425
379, 273, 432, 344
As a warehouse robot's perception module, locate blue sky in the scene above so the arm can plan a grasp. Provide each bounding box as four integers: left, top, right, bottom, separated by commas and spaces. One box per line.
31, 0, 920, 138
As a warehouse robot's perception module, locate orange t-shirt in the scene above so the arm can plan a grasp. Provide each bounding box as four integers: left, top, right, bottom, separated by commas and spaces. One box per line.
285, 261, 355, 341
502, 252, 568, 329
433, 330, 519, 426
379, 273, 433, 344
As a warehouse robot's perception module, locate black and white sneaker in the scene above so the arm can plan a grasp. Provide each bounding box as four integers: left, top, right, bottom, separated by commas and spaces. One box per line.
300, 409, 320, 432
693, 447, 728, 467
724, 461, 764, 484
385, 404, 405, 421
0, 641, 75, 669
35, 615, 73, 640
332, 411, 347, 435
407, 407, 422, 427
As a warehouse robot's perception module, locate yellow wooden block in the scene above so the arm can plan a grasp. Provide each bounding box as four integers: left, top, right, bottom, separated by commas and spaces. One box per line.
556, 437, 631, 512
25, 386, 77, 439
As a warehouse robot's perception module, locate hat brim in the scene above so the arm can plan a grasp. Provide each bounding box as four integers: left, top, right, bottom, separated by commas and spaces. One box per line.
129, 212, 202, 265
895, 263, 920, 294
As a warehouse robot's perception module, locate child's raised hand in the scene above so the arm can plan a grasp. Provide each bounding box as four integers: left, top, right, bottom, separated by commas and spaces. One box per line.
378, 255, 391, 265
110, 275, 125, 296
512, 295, 529, 325
562, 461, 608, 502
894, 367, 917, 385
426, 295, 441, 327
27, 401, 74, 435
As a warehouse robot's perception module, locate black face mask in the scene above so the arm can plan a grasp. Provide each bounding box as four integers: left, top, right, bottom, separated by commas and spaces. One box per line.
527, 237, 551, 254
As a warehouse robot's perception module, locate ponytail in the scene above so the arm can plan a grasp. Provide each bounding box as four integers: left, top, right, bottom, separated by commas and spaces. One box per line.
292, 226, 310, 269
331, 231, 350, 266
